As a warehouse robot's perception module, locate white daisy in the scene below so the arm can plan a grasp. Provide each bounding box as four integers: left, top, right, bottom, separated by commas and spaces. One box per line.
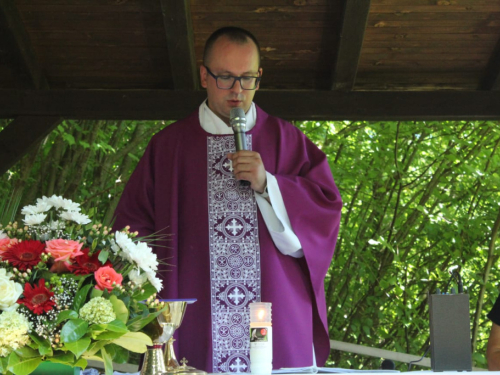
47, 195, 66, 209
35, 197, 53, 212
23, 213, 47, 226
146, 269, 163, 292
20, 205, 38, 215
59, 211, 91, 225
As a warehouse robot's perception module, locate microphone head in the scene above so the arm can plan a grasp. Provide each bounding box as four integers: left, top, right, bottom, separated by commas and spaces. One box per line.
230, 107, 246, 128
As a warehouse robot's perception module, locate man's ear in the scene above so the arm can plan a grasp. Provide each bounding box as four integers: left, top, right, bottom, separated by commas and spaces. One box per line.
255, 67, 263, 91
200, 65, 208, 88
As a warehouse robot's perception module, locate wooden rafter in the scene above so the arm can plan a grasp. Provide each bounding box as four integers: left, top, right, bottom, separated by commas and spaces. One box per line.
0, 0, 47, 89
1, 89, 500, 121
160, 0, 198, 90
0, 116, 61, 175
479, 36, 500, 91
331, 0, 371, 91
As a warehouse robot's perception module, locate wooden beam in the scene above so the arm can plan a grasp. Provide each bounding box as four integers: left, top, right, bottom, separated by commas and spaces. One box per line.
331, 0, 371, 91
0, 0, 48, 89
160, 0, 198, 90
1, 89, 500, 121
0, 116, 61, 175
479, 36, 500, 90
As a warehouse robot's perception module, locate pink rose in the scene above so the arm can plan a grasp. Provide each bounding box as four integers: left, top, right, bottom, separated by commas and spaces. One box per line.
94, 266, 123, 292
45, 239, 84, 262
0, 238, 19, 256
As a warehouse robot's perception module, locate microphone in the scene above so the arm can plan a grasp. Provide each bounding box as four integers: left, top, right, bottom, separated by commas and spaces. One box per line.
229, 107, 250, 186
230, 107, 248, 152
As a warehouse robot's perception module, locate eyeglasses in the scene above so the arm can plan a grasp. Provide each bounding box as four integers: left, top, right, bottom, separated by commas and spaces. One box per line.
204, 66, 261, 90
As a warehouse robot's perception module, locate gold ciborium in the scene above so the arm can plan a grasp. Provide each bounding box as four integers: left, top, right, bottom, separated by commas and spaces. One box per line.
140, 299, 197, 375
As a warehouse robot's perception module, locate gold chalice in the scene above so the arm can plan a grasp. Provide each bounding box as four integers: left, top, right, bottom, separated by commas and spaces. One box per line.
140, 299, 200, 375
160, 299, 206, 375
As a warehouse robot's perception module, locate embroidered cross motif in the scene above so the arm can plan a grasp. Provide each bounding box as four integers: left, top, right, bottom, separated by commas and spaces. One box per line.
228, 287, 245, 305
226, 219, 243, 236
230, 357, 248, 373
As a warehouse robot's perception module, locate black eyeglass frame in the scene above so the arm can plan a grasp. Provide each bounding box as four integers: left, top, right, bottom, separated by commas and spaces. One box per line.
204, 65, 262, 90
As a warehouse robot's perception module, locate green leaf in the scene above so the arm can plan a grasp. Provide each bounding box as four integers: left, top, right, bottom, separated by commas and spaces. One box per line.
85, 341, 109, 357
72, 284, 92, 312
100, 347, 113, 375
109, 295, 129, 324
98, 250, 109, 264
7, 352, 42, 375
0, 356, 9, 374
105, 344, 129, 364
103, 319, 128, 333
132, 282, 157, 301
47, 351, 75, 365
94, 331, 126, 340
127, 306, 166, 332
56, 310, 79, 325
62, 133, 75, 145
29, 334, 51, 356
90, 288, 103, 299
13, 346, 39, 358
74, 357, 88, 370
61, 319, 89, 343
64, 337, 91, 359
112, 332, 152, 353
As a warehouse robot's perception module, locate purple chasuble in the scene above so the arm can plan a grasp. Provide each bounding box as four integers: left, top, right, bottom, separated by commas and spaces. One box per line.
113, 105, 342, 373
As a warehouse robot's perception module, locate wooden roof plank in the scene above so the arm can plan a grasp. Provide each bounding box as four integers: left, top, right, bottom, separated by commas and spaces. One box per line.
160, 0, 199, 90
331, 0, 371, 91
1, 89, 500, 121
0, 0, 48, 88
0, 115, 61, 175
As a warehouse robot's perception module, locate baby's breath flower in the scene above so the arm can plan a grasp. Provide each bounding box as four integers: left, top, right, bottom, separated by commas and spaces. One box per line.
79, 297, 116, 324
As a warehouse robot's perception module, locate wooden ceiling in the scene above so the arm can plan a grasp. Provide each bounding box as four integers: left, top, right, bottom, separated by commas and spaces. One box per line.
2, 0, 500, 173
4, 0, 500, 92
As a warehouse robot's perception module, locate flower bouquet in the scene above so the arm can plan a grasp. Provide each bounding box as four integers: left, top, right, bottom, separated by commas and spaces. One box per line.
0, 195, 166, 375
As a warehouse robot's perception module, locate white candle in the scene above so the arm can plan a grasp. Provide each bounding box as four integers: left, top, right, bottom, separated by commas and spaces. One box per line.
249, 302, 272, 374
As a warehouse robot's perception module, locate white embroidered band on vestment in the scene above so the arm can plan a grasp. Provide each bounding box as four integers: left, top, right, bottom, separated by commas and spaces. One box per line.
207, 135, 261, 373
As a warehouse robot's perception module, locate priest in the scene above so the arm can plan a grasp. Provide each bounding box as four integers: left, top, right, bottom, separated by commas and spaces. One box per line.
113, 26, 342, 373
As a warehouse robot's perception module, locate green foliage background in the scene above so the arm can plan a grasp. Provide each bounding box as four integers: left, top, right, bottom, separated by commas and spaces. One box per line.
2, 119, 500, 370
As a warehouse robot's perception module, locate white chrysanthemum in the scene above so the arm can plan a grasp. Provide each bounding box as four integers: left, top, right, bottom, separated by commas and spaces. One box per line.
35, 197, 53, 212
110, 239, 120, 254
20, 204, 38, 215
23, 213, 47, 226
128, 268, 148, 286
0, 230, 7, 240
59, 211, 91, 225
146, 269, 163, 292
0, 310, 31, 357
47, 195, 66, 209
134, 242, 159, 272
61, 199, 81, 212
115, 231, 133, 249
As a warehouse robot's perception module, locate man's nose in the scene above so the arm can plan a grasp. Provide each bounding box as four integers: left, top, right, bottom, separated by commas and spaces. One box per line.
231, 78, 243, 93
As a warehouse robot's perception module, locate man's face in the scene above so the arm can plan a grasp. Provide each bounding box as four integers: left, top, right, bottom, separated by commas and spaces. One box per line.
200, 37, 262, 124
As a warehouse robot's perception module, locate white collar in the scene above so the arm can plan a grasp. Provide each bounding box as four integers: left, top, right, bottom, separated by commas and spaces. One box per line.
198, 100, 256, 135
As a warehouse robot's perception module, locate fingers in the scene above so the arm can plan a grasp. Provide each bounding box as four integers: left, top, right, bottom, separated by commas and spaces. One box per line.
226, 151, 266, 192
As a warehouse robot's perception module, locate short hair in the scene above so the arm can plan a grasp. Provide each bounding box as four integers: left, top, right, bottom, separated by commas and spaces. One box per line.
203, 26, 261, 67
